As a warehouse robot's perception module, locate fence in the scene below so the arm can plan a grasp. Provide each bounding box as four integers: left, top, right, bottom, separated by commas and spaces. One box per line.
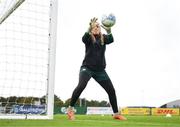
54, 106, 180, 116
121, 108, 180, 116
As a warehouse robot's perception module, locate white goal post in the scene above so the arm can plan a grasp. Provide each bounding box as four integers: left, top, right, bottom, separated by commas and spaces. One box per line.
0, 0, 58, 119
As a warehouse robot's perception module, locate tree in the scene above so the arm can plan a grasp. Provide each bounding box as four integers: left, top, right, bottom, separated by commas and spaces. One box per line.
64, 98, 80, 107
86, 100, 109, 107
54, 95, 64, 107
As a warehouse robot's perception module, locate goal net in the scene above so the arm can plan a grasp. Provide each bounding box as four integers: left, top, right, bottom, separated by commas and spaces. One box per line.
0, 0, 58, 119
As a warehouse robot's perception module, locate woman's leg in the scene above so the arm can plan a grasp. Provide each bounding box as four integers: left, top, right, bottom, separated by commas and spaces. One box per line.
70, 69, 91, 106
92, 70, 118, 113
94, 71, 127, 120
68, 67, 92, 120
97, 79, 118, 113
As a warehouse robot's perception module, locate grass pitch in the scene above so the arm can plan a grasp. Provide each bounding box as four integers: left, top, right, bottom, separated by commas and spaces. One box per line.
0, 115, 180, 127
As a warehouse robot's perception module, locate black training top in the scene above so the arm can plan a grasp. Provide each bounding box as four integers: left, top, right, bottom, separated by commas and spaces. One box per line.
81, 32, 114, 71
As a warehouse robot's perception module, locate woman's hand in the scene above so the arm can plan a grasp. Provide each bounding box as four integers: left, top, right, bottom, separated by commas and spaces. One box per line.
101, 25, 111, 34
88, 17, 98, 33
90, 17, 98, 28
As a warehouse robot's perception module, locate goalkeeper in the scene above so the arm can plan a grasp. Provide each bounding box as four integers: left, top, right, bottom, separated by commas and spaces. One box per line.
67, 18, 126, 121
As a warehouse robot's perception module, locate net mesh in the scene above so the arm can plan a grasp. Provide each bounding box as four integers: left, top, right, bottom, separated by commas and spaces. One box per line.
0, 0, 52, 115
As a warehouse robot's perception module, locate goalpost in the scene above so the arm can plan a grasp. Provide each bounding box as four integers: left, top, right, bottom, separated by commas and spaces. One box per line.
0, 0, 58, 119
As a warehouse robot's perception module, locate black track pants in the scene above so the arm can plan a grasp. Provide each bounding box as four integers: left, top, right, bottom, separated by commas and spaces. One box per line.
70, 67, 118, 113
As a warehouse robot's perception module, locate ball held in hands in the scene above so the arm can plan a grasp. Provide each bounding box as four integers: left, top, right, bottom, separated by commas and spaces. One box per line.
101, 13, 116, 27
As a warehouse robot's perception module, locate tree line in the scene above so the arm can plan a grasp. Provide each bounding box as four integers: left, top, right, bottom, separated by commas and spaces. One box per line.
0, 94, 110, 107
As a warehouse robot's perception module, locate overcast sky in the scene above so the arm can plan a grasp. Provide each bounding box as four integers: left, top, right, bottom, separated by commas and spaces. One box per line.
55, 0, 180, 107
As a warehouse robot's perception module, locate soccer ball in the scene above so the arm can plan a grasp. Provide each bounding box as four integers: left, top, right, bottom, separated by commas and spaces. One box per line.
101, 13, 116, 27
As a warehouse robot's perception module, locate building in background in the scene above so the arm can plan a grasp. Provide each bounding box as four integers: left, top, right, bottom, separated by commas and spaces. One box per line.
160, 99, 180, 108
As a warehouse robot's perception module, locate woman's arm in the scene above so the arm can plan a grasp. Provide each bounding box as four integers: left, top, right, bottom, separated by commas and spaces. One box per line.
82, 32, 91, 45
101, 25, 114, 44
104, 33, 114, 44
82, 18, 98, 44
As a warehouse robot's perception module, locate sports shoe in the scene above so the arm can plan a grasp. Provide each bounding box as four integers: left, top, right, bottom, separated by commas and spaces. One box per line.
67, 107, 75, 120
113, 114, 127, 120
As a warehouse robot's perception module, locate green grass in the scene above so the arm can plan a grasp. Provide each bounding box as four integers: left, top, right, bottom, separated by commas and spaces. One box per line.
0, 115, 180, 127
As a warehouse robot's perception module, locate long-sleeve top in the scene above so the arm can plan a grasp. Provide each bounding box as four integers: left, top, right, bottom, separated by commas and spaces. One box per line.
81, 32, 114, 71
